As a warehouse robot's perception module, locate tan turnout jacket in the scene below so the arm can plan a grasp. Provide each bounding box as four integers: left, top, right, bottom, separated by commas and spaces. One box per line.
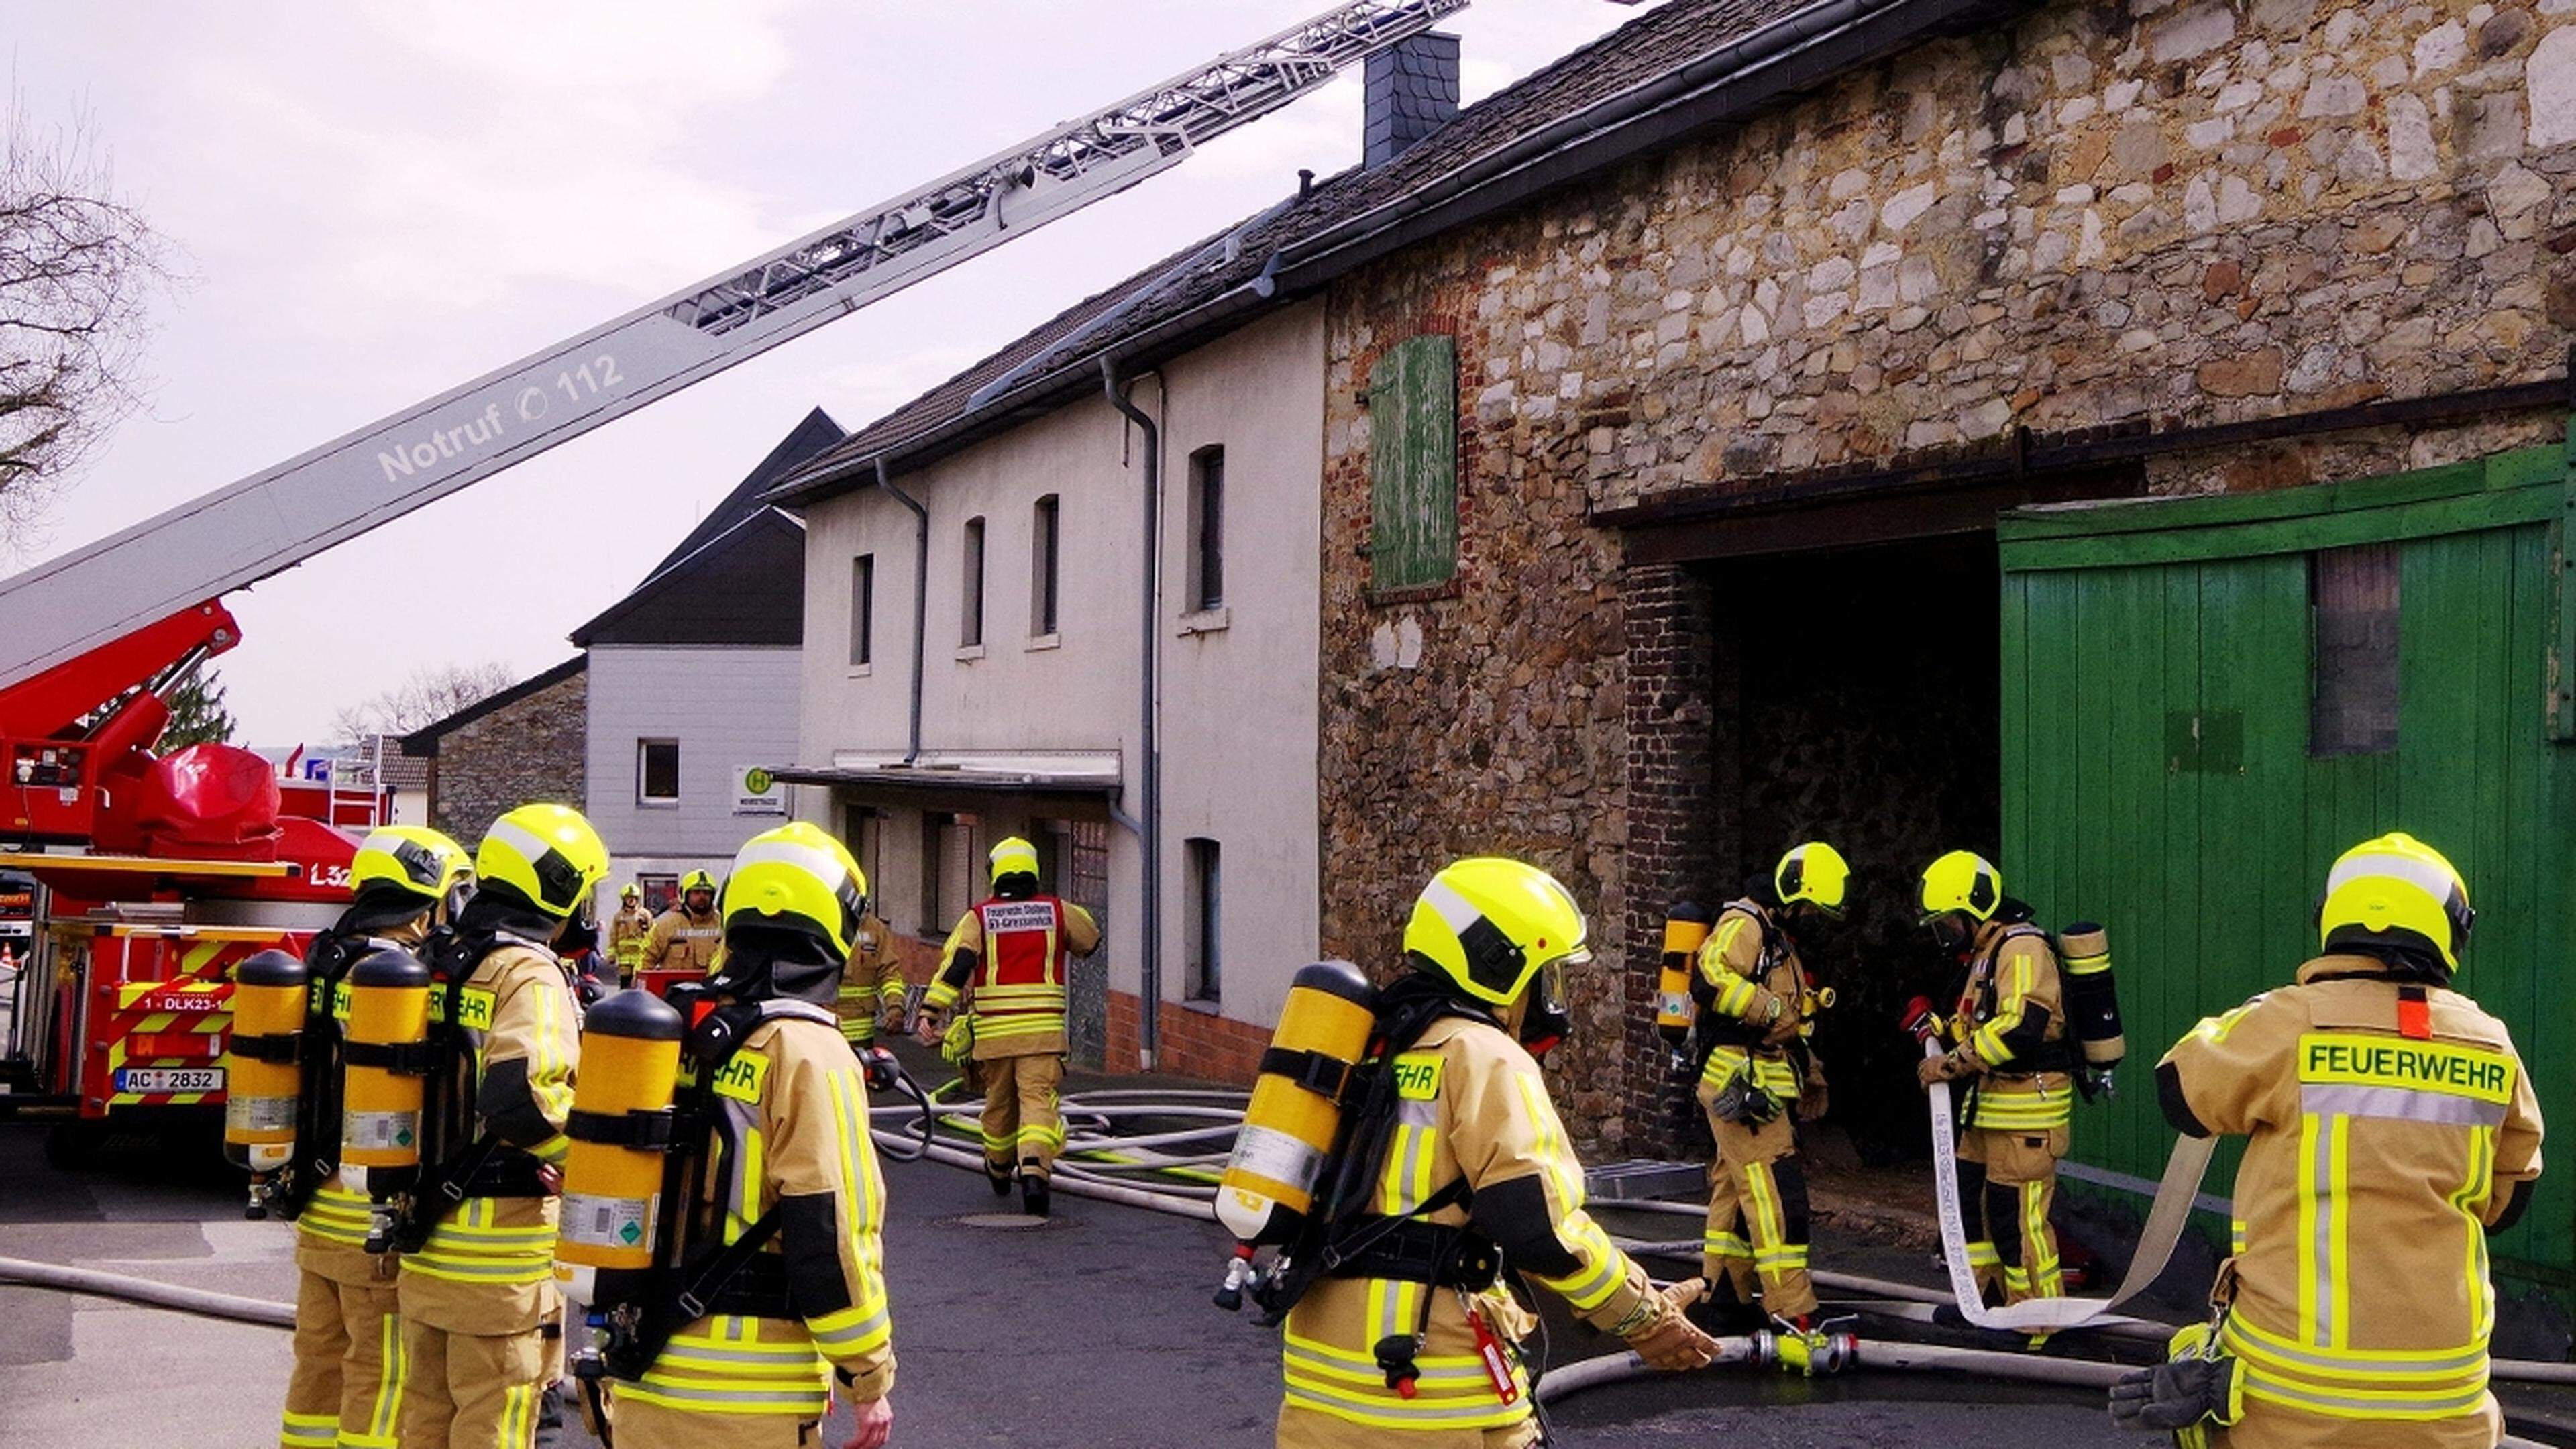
837, 912, 910, 1048
642, 906, 724, 975
1945, 920, 2072, 1132
2161, 956, 2542, 1448
1692, 900, 1809, 1099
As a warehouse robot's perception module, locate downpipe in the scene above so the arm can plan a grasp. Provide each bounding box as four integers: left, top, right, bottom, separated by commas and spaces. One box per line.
1100, 358, 1165, 1071
871, 456, 931, 765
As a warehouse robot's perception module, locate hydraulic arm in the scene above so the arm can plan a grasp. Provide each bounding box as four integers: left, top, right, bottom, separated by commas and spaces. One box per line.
0, 1, 1468, 692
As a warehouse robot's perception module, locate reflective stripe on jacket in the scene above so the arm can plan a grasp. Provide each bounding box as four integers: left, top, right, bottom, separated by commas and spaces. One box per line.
922, 895, 1099, 1060
643, 908, 724, 975
2161, 957, 2543, 1442
837, 915, 909, 1048
1947, 920, 2071, 1129
1693, 900, 1807, 1094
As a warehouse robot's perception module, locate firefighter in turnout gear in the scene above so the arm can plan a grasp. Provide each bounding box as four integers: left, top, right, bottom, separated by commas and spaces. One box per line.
914, 837, 1099, 1216
2117, 833, 2543, 1449
643, 869, 724, 975
1914, 849, 2072, 1307
278, 826, 472, 1449
1275, 857, 1717, 1448
397, 804, 607, 1449
1681, 841, 1847, 1329
606, 822, 898, 1449
837, 907, 909, 1054
610, 885, 653, 989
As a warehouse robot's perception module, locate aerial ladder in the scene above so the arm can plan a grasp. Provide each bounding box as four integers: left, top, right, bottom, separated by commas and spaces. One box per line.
0, 0, 1468, 1148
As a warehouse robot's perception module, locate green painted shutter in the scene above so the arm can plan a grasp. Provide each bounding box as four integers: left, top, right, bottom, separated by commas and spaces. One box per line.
1368, 334, 1458, 592
1998, 441, 2575, 1295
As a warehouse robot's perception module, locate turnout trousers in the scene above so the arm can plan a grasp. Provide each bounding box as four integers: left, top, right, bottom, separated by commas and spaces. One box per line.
282, 1250, 407, 1449
1694, 1090, 1814, 1319
612, 1400, 826, 1448
398, 1319, 551, 1449
1955, 1124, 2065, 1305
1277, 1402, 1542, 1449
977, 1050, 1065, 1180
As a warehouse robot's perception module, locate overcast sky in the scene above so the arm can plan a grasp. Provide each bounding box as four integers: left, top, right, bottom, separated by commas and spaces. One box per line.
7, 1, 1663, 745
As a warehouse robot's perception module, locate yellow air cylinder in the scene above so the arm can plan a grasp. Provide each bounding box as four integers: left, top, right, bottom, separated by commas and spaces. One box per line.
555, 989, 686, 1306
339, 947, 432, 1180
1657, 902, 1713, 1045
223, 949, 308, 1179
2060, 922, 2125, 1070
1218, 959, 1377, 1246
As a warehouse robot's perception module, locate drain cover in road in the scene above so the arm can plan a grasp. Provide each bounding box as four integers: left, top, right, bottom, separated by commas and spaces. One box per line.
954, 1212, 1051, 1230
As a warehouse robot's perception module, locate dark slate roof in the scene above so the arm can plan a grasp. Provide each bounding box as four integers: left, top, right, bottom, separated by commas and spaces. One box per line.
771, 0, 1823, 504
400, 656, 586, 757
572, 408, 843, 648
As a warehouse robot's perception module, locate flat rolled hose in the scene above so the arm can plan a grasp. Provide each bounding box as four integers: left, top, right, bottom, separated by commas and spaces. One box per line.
0, 1254, 294, 1328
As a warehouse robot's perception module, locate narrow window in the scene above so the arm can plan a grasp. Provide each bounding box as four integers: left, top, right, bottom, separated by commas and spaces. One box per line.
850, 553, 875, 667
637, 739, 680, 804
1032, 495, 1061, 637
841, 803, 881, 886
1367, 334, 1458, 592
961, 517, 987, 648
1188, 447, 1226, 610
2310, 543, 2400, 757
922, 810, 977, 931
1183, 837, 1221, 1002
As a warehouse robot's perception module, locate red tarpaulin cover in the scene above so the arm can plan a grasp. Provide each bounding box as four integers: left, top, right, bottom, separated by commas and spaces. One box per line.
133, 743, 282, 859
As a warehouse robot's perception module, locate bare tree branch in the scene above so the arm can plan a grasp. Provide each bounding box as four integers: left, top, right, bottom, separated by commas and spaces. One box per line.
0, 85, 172, 552
330, 661, 519, 743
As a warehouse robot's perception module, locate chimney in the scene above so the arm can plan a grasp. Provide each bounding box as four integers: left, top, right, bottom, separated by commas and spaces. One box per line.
1363, 32, 1460, 169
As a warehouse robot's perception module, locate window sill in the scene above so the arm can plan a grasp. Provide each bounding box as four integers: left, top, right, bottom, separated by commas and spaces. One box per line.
1177, 607, 1230, 637
1180, 995, 1225, 1015
1026, 633, 1063, 652
846, 662, 874, 679
637, 798, 681, 810
954, 644, 987, 662
1367, 578, 1460, 608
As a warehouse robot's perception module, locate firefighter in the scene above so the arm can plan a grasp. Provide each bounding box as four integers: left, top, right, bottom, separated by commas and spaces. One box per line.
913, 837, 1099, 1216
641, 869, 724, 975
278, 826, 472, 1449
838, 902, 910, 1055
1276, 857, 1717, 1447
608, 821, 898, 1449
1913, 849, 2072, 1307
1680, 840, 1847, 1330
397, 803, 607, 1449
608, 884, 653, 988
2114, 833, 2543, 1448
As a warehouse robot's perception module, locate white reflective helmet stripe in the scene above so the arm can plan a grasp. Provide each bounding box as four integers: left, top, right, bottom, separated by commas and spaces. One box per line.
733, 838, 848, 890
486, 818, 559, 881
1417, 878, 1485, 936
2326, 849, 2461, 909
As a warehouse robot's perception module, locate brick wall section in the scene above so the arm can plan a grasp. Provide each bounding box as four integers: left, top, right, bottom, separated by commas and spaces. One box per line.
1106, 991, 1269, 1085
427, 669, 588, 845
1619, 564, 1725, 1156
1320, 0, 2576, 1148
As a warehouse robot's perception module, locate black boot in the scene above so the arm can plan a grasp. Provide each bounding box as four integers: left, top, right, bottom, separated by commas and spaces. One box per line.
986, 1161, 1014, 1197
1022, 1172, 1051, 1218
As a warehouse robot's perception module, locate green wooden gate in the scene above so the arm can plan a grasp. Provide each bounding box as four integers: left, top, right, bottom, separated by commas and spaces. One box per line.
1997, 438, 2576, 1293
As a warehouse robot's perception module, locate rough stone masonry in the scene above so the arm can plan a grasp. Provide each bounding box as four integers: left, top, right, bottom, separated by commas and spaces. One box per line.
1317, 0, 2576, 1151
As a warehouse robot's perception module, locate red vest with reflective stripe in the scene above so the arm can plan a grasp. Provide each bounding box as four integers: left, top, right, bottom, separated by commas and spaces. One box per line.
972, 896, 1070, 1027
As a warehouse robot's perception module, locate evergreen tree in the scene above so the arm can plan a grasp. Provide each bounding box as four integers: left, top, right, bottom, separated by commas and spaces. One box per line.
161, 669, 235, 749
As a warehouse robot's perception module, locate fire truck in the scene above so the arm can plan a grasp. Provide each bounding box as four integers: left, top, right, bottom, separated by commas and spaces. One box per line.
0, 2, 1465, 1163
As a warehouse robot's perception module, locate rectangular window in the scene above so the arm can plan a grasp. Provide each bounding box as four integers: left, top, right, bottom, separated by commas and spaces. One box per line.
1188, 447, 1225, 610
637, 739, 680, 805
922, 810, 977, 932
1032, 495, 1060, 637
1367, 333, 1458, 593
841, 803, 881, 888
637, 873, 678, 915
961, 517, 987, 648
2310, 543, 2400, 757
849, 553, 875, 667
1183, 837, 1221, 1002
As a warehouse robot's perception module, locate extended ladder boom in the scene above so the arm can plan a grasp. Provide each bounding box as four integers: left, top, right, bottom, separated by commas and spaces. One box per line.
0, 0, 1466, 690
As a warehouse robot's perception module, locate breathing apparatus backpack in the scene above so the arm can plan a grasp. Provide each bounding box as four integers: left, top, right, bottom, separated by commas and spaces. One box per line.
1660, 898, 1836, 1119
1941, 914, 2127, 1102
224, 949, 308, 1218
1212, 963, 1504, 1352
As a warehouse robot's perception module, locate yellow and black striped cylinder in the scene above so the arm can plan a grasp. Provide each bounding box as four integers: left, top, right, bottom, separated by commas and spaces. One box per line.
339, 947, 431, 1179
2060, 922, 2125, 1069
223, 949, 307, 1174
1657, 902, 1713, 1045
555, 988, 685, 1305
1218, 960, 1377, 1246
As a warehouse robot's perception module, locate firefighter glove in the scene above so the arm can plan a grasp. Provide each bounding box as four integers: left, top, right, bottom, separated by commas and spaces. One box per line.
1796, 1074, 1828, 1122
1916, 1052, 1972, 1088
2109, 1325, 2243, 1432
1621, 1285, 1720, 1371
1711, 1067, 1781, 1124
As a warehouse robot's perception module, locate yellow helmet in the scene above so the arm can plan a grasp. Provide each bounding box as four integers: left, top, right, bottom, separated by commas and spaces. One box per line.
720, 822, 867, 959
680, 869, 718, 898
475, 804, 608, 920
620, 883, 640, 901
990, 836, 1040, 888
1403, 857, 1589, 1006
1918, 849, 2003, 924
350, 826, 471, 906
1776, 841, 1850, 917
2320, 832, 2475, 970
